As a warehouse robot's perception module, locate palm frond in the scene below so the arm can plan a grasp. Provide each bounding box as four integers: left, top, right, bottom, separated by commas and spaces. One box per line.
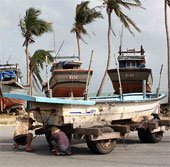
71, 1, 103, 39
32, 66, 43, 84
104, 0, 141, 34
32, 73, 42, 91
114, 8, 140, 34
167, 0, 170, 7
29, 49, 54, 85
19, 7, 52, 46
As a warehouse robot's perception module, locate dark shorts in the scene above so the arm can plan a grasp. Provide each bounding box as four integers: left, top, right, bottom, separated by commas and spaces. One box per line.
14, 134, 27, 145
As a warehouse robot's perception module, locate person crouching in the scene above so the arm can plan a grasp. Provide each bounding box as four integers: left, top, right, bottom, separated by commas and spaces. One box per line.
50, 126, 72, 156
13, 109, 35, 152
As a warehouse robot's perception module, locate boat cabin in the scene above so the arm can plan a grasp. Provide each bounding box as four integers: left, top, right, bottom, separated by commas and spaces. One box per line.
50, 61, 82, 72
0, 63, 21, 82
118, 46, 146, 69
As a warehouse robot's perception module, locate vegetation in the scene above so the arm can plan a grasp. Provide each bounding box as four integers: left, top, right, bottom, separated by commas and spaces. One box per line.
29, 50, 54, 95
71, 1, 103, 61
19, 7, 52, 85
97, 0, 142, 96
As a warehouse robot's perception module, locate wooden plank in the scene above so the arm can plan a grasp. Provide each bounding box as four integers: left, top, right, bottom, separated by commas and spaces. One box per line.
147, 122, 159, 130
74, 127, 101, 136
90, 132, 128, 141
158, 120, 170, 126
111, 124, 130, 133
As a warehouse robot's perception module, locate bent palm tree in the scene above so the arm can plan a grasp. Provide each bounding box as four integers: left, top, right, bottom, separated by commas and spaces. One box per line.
164, 0, 170, 106
19, 7, 52, 85
29, 50, 54, 95
71, 1, 103, 61
97, 0, 142, 96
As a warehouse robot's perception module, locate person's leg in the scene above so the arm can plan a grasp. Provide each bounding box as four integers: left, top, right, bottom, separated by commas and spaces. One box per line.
50, 140, 60, 155
66, 145, 72, 155
59, 145, 72, 155
25, 133, 33, 151
13, 135, 27, 150
13, 142, 19, 150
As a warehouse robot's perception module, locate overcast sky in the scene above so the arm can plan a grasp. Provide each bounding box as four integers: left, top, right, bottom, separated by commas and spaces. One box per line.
0, 0, 169, 100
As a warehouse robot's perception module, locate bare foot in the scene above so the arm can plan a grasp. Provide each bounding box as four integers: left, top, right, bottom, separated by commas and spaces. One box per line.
25, 147, 33, 152
13, 143, 19, 151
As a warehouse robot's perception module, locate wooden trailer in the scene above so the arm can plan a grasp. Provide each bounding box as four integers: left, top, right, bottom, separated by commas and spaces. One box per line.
3, 92, 170, 154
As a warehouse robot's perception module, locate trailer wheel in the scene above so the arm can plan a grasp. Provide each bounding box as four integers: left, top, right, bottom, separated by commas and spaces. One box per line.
86, 138, 98, 153
95, 126, 116, 154
147, 131, 163, 143
138, 129, 163, 143
138, 129, 148, 143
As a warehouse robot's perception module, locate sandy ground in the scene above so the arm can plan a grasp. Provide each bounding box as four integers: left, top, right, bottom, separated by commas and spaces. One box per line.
0, 114, 16, 126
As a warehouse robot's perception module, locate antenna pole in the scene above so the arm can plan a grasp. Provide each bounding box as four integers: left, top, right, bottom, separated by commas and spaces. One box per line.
53, 31, 56, 55
119, 25, 124, 50
55, 40, 65, 59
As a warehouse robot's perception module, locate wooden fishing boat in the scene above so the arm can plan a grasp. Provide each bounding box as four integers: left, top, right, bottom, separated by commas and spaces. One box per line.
44, 60, 92, 97
0, 63, 27, 111
0, 87, 24, 112
3, 92, 169, 155
0, 63, 25, 93
3, 92, 165, 127
108, 46, 153, 94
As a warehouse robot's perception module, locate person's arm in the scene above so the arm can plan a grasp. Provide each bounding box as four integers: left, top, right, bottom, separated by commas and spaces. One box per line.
31, 125, 43, 130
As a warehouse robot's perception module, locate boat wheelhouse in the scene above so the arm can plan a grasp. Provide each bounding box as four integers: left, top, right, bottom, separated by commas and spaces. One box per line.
0, 63, 25, 92
108, 46, 153, 94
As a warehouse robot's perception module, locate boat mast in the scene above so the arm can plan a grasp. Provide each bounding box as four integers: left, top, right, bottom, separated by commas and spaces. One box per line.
84, 50, 94, 100
114, 53, 123, 100
45, 55, 51, 97
119, 25, 124, 51
156, 64, 163, 97
116, 26, 124, 100
55, 40, 65, 60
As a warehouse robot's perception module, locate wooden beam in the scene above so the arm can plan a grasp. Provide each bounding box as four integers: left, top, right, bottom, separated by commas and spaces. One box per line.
111, 124, 130, 133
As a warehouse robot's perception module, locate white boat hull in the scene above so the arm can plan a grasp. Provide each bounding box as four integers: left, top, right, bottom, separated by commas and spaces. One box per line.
3, 92, 165, 128
32, 96, 160, 128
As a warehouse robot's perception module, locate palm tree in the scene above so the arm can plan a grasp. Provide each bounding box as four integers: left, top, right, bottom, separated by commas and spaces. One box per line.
29, 50, 54, 95
71, 1, 103, 61
97, 0, 142, 96
164, 0, 170, 107
19, 7, 52, 85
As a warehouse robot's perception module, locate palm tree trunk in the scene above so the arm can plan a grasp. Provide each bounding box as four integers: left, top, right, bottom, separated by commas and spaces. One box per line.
29, 69, 33, 96
97, 12, 112, 96
25, 41, 30, 86
76, 33, 81, 62
164, 0, 170, 106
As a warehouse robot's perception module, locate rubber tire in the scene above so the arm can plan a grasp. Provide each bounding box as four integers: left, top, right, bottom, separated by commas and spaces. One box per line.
86, 137, 98, 153
147, 131, 163, 143
138, 129, 148, 143
138, 129, 163, 143
86, 126, 116, 154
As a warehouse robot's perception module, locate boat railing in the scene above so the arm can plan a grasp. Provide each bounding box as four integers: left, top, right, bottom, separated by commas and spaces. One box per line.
118, 45, 145, 56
